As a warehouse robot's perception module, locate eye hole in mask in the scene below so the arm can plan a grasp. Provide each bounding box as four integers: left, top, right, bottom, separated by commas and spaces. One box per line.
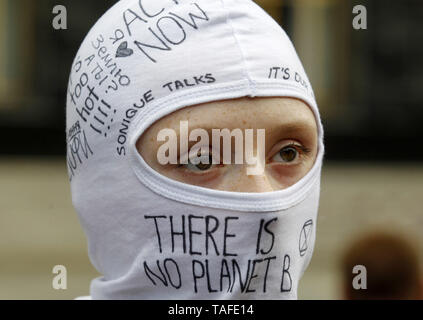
136, 97, 319, 192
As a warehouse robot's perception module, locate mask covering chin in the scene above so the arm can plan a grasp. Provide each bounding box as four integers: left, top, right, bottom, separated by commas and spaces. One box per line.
66, 0, 325, 299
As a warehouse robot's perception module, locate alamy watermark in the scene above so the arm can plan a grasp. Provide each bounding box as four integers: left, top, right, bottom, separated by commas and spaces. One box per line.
52, 5, 67, 30
52, 265, 67, 290
157, 121, 266, 176
352, 265, 367, 290
352, 5, 367, 30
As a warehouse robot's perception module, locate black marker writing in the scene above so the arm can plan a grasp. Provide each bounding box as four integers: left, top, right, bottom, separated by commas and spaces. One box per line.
280, 254, 292, 292
116, 90, 155, 156
144, 215, 167, 253
67, 126, 93, 180
143, 214, 239, 257
170, 215, 186, 254
268, 66, 290, 80
123, 3, 210, 63
88, 36, 132, 92
162, 73, 216, 92
255, 217, 277, 255
144, 259, 182, 289
188, 215, 203, 256
223, 217, 238, 257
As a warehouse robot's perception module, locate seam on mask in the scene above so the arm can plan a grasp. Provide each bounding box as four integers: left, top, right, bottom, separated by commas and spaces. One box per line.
129, 80, 320, 155
220, 0, 256, 96
131, 81, 251, 130
132, 158, 320, 212
130, 80, 315, 135
130, 81, 248, 131
129, 79, 323, 167
132, 164, 318, 212
136, 160, 320, 212
128, 80, 323, 212
131, 136, 322, 212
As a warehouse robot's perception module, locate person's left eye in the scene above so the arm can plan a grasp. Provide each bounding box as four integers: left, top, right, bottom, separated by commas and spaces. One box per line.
270, 142, 310, 164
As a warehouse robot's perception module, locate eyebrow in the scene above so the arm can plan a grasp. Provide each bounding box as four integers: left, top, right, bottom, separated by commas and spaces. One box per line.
162, 120, 316, 135
275, 121, 317, 136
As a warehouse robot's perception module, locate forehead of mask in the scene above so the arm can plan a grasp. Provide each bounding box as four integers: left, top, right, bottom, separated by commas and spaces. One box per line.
136, 96, 319, 192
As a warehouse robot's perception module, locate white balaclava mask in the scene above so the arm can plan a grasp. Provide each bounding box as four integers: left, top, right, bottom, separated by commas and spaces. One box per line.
66, 0, 324, 299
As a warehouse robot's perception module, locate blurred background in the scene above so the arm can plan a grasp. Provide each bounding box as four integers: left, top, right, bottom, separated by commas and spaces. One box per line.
0, 0, 422, 299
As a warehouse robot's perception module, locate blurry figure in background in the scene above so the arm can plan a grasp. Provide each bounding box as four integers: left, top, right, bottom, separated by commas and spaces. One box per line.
341, 231, 422, 300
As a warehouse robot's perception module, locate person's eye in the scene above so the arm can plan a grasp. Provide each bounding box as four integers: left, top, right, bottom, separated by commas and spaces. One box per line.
270, 142, 311, 164
178, 147, 219, 172
186, 153, 213, 172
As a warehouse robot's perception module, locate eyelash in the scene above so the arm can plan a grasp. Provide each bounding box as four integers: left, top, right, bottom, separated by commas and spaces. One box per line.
176, 147, 218, 168
268, 142, 311, 163
285, 142, 311, 155
176, 142, 311, 170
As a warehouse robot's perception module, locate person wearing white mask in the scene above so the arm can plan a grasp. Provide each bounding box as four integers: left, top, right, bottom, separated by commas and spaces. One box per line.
67, 0, 325, 300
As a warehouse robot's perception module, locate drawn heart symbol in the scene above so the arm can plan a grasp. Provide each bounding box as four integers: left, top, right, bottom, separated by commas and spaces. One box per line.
116, 41, 133, 58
